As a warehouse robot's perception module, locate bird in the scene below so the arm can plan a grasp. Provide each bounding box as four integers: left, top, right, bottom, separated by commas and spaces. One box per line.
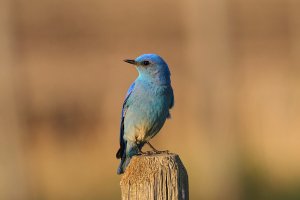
116, 53, 174, 174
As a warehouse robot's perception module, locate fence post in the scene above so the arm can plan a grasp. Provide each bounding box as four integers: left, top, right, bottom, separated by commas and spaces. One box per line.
120, 153, 189, 200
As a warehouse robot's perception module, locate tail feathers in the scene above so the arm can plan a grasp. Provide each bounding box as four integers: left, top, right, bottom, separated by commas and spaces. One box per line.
117, 156, 131, 174
116, 147, 123, 159
116, 139, 126, 159
116, 141, 128, 174
116, 142, 141, 174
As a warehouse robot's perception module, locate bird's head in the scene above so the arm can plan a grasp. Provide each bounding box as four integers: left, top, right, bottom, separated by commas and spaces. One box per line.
124, 54, 171, 84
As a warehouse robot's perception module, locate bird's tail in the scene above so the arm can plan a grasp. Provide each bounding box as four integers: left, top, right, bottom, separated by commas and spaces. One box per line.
117, 156, 131, 174
116, 142, 140, 174
116, 143, 127, 174
116, 146, 124, 159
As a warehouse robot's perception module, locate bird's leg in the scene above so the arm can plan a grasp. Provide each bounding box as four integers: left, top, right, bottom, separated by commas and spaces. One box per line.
137, 147, 148, 155
136, 142, 152, 155
146, 142, 169, 154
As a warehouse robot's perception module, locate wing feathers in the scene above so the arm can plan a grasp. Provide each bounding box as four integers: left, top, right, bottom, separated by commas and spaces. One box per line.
116, 82, 135, 159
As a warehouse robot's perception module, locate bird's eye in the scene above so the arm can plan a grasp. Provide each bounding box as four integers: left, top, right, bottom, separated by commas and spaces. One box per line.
142, 61, 150, 66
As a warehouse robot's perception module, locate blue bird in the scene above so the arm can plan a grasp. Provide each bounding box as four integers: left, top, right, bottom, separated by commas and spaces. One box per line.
116, 54, 174, 174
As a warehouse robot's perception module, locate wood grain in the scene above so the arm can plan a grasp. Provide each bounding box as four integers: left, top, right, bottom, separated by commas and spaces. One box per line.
120, 153, 188, 200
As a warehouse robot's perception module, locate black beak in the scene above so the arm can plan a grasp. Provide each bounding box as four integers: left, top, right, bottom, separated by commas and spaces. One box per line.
124, 59, 137, 65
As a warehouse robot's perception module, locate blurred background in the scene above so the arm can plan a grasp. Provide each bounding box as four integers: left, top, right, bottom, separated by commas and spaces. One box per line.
1, 0, 300, 199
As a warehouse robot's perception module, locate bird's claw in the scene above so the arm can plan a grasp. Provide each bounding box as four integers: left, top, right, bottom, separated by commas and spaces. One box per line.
137, 150, 153, 156
137, 150, 169, 156
152, 150, 169, 154
146, 142, 169, 154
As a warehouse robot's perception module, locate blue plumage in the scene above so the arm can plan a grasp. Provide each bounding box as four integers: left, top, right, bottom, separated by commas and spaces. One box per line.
116, 54, 174, 174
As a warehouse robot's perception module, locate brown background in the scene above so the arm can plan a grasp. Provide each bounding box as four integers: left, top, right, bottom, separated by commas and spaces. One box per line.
1, 0, 300, 199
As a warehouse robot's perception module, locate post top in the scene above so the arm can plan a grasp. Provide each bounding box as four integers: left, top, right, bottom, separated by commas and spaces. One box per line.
120, 152, 189, 200
120, 152, 186, 184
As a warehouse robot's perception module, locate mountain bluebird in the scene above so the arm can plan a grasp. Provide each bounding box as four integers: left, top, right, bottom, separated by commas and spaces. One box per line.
116, 54, 174, 174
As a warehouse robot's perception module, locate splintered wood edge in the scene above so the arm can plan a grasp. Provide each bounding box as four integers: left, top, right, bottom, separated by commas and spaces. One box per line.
120, 153, 187, 185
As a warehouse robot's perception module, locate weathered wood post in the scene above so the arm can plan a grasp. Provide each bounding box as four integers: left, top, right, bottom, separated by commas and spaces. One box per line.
120, 153, 189, 200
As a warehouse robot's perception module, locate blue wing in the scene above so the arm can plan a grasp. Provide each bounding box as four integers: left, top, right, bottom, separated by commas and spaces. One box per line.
116, 82, 135, 159
167, 87, 174, 118
169, 87, 174, 109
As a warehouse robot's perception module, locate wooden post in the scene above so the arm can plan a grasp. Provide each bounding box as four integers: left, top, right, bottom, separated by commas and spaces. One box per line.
120, 153, 189, 200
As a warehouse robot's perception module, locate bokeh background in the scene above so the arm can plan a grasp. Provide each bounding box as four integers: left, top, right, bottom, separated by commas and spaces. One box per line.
1, 0, 300, 199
